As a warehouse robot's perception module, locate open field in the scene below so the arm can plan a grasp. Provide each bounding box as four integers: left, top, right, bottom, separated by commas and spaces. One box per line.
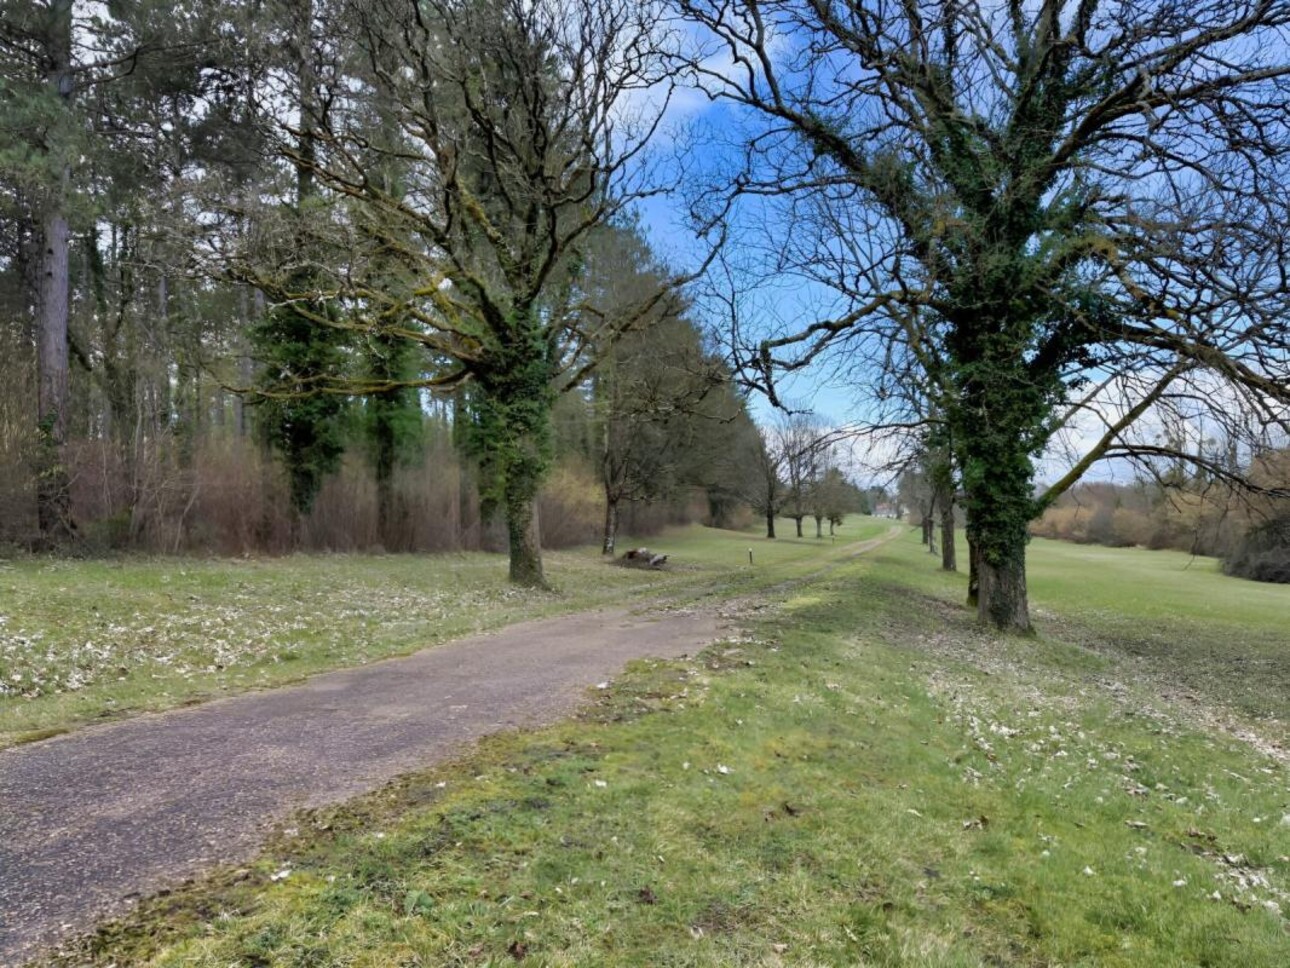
0, 519, 890, 747
896, 535, 1290, 724
35, 530, 1290, 967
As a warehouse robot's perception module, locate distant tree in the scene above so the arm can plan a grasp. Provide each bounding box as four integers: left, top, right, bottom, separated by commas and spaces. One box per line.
809, 463, 856, 537
779, 413, 824, 538
746, 425, 788, 539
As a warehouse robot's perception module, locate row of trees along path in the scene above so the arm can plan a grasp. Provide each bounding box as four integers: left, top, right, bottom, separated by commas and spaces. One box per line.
5, 1, 1288, 629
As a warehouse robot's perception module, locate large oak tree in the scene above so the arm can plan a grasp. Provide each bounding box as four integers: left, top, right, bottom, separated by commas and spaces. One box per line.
680, 0, 1290, 629
245, 0, 686, 584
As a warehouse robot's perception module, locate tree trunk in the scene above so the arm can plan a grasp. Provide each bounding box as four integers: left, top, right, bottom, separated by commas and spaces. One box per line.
375, 462, 394, 548
977, 549, 1030, 632
601, 495, 619, 555
814, 515, 823, 538
34, 0, 75, 547
765, 509, 776, 539
959, 426, 1034, 630
952, 331, 1042, 631
37, 195, 73, 546
794, 516, 803, 538
372, 391, 396, 549
967, 533, 980, 607
506, 474, 545, 587
940, 495, 957, 572
489, 346, 552, 587
234, 284, 252, 437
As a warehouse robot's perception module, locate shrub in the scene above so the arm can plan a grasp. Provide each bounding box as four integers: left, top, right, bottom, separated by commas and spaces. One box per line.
1223, 515, 1290, 584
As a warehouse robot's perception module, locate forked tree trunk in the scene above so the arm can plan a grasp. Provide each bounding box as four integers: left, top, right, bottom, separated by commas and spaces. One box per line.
601, 495, 619, 555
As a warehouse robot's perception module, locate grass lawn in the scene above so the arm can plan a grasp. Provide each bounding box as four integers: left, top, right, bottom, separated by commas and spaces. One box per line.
0, 518, 891, 747
40, 529, 1290, 967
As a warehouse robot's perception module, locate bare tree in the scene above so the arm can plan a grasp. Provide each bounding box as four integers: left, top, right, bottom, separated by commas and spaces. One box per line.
747, 424, 787, 538
679, 0, 1290, 629
779, 412, 824, 537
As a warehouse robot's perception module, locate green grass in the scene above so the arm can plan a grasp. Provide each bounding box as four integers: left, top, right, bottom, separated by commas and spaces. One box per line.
0, 518, 892, 746
1026, 538, 1290, 721
40, 529, 1290, 968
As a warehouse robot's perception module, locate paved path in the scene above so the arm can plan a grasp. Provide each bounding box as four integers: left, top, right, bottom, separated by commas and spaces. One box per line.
0, 604, 724, 966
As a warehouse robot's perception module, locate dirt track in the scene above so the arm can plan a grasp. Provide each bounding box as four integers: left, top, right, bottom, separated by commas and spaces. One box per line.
0, 603, 724, 965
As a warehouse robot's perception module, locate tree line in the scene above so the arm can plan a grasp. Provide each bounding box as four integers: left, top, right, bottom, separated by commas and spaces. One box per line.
5, 1, 1289, 624
0, 0, 782, 573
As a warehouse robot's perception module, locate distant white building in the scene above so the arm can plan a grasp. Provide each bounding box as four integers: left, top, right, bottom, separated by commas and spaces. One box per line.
873, 503, 902, 519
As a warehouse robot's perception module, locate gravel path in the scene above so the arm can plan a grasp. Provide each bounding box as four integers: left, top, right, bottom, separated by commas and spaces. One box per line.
0, 603, 725, 966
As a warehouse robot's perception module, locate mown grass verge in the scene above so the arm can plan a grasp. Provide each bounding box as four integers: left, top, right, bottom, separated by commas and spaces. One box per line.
39, 530, 1289, 967
0, 519, 891, 747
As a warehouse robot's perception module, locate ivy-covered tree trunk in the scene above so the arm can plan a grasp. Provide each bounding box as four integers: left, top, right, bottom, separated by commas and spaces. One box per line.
472, 315, 556, 587
954, 344, 1045, 633
963, 480, 1033, 631
977, 547, 1029, 631
504, 464, 544, 586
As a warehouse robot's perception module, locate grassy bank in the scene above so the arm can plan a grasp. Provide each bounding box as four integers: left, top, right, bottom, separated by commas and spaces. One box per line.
42, 530, 1289, 967
0, 519, 891, 747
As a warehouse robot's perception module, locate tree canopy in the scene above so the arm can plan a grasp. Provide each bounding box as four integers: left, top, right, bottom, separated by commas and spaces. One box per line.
679, 0, 1290, 628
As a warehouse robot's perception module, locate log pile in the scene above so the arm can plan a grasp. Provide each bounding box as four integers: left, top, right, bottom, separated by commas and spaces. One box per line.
619, 547, 669, 568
